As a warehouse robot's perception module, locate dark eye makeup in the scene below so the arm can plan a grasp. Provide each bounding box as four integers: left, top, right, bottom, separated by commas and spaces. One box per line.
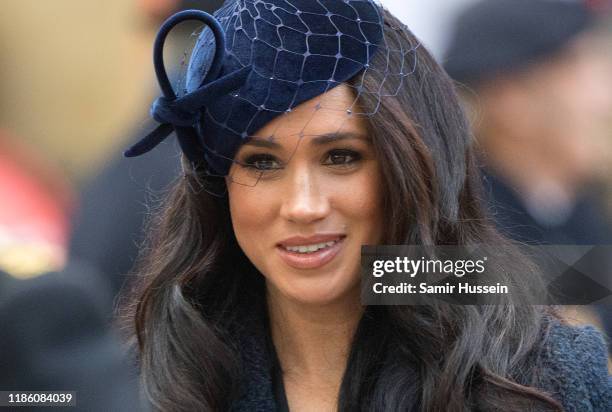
237, 147, 364, 172
323, 149, 363, 166
239, 153, 283, 171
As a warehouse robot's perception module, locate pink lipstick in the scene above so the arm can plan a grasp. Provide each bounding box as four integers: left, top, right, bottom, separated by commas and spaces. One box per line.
276, 234, 345, 270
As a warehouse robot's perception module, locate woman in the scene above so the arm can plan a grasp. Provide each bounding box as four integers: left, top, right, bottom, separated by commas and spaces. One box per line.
121, 1, 612, 411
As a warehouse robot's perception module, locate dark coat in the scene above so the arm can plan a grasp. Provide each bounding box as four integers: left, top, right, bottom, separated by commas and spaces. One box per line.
0, 267, 145, 412
481, 170, 612, 352
230, 307, 612, 412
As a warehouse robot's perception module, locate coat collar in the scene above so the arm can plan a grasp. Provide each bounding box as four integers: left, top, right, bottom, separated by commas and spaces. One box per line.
230, 299, 279, 412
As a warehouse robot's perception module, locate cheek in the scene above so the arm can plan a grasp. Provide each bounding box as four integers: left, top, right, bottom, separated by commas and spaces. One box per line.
227, 184, 275, 258
332, 165, 384, 239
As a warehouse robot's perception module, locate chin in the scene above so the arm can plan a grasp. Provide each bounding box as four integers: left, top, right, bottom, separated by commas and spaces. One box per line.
271, 272, 360, 307
290, 289, 344, 306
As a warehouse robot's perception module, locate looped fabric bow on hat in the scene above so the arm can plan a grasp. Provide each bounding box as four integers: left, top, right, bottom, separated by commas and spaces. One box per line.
124, 10, 252, 163
125, 0, 385, 175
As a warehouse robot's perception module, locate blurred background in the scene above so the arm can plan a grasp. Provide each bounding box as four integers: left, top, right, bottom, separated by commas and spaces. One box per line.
0, 0, 610, 408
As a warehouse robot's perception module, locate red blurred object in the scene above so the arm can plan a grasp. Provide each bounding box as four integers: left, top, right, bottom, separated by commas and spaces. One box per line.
0, 130, 74, 276
585, 0, 612, 13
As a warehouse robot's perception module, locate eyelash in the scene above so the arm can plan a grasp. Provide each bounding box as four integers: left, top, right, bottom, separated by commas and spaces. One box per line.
239, 149, 363, 172
324, 149, 363, 167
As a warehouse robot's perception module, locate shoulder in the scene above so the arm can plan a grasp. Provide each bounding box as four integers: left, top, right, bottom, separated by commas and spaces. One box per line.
535, 316, 611, 412
0, 261, 112, 317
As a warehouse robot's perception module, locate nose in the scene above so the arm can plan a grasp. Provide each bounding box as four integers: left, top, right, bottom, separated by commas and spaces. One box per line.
279, 166, 330, 224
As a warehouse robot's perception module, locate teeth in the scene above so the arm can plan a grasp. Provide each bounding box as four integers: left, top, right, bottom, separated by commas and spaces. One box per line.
285, 240, 338, 253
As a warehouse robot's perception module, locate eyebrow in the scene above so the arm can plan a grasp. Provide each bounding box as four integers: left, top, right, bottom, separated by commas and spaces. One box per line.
242, 132, 370, 149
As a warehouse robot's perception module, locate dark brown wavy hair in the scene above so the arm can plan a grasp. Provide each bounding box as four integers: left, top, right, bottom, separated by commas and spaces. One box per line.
119, 8, 565, 412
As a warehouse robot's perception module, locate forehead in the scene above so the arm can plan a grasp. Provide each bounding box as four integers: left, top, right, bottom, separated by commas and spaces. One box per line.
251, 84, 368, 142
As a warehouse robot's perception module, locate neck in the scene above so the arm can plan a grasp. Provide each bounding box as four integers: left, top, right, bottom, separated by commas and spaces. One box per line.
266, 284, 364, 385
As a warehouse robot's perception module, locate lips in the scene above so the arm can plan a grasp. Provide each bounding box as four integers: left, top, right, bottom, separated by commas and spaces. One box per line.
276, 234, 346, 270
284, 240, 339, 253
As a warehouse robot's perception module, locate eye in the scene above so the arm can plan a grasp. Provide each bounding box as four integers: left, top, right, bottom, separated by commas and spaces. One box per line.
240, 154, 283, 171
323, 149, 362, 166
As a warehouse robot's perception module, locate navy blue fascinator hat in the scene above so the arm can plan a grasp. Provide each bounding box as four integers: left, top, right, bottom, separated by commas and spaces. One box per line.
126, 0, 409, 177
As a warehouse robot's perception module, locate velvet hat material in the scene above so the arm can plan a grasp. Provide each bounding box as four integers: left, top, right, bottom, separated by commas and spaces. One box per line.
126, 0, 386, 175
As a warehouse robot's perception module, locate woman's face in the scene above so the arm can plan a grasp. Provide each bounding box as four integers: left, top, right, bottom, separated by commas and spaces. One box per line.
227, 84, 384, 306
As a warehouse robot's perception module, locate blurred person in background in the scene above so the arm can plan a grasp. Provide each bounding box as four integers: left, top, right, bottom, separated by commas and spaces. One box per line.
445, 0, 612, 348
69, 0, 223, 300
0, 265, 144, 411
0, 104, 143, 412
588, 0, 612, 226
0, 9, 144, 408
